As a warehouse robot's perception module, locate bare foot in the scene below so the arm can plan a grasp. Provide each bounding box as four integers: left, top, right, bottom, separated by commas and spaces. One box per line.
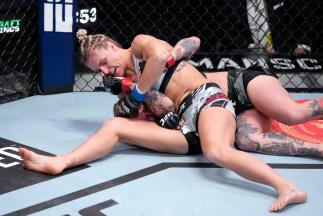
270, 187, 307, 212
19, 148, 66, 175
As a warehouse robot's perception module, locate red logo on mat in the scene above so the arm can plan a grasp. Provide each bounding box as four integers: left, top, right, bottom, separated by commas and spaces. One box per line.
271, 100, 323, 144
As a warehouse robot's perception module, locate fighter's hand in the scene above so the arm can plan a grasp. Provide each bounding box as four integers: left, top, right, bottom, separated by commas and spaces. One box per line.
115, 94, 141, 118
156, 111, 181, 129
103, 76, 135, 95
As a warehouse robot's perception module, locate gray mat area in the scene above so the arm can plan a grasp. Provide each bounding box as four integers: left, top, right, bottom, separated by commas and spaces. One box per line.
0, 92, 322, 216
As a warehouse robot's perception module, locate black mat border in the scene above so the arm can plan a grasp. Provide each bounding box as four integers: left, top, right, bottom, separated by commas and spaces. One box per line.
4, 162, 323, 216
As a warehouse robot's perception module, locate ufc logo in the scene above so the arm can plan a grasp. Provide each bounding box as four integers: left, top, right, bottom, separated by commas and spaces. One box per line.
0, 147, 22, 168
44, 0, 73, 32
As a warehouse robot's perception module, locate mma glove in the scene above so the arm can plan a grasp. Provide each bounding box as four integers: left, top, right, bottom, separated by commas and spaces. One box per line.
117, 85, 146, 118
156, 111, 180, 130
103, 76, 135, 95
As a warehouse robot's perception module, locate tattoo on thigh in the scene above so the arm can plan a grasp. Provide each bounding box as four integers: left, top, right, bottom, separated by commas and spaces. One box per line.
236, 113, 319, 156
260, 142, 297, 155
264, 132, 305, 146
296, 148, 321, 157
263, 132, 287, 140
309, 99, 323, 117
236, 114, 260, 151
257, 137, 321, 157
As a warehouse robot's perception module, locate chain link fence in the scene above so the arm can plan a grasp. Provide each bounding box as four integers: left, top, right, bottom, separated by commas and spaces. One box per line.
75, 0, 323, 92
0, 0, 39, 104
0, 1, 322, 104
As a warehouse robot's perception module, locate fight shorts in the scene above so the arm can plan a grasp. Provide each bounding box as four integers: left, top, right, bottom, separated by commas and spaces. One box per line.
177, 83, 236, 155
227, 65, 278, 115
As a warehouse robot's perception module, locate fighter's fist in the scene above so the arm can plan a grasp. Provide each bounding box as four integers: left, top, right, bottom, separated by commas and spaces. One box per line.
103, 76, 135, 95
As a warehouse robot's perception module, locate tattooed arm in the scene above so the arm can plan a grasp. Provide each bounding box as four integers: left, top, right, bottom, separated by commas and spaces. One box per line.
170, 36, 201, 61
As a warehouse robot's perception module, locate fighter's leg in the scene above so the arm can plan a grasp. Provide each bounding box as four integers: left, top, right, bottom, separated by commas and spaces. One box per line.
198, 107, 307, 212
20, 117, 188, 175
247, 75, 323, 125
235, 109, 323, 157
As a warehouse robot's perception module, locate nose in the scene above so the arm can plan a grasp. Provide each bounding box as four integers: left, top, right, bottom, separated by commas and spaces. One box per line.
99, 66, 108, 76
99, 66, 115, 76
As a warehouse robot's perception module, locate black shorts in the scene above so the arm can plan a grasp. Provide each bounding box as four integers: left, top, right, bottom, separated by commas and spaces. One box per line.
227, 65, 278, 115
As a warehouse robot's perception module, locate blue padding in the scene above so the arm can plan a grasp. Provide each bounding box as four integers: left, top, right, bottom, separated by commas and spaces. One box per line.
39, 0, 76, 93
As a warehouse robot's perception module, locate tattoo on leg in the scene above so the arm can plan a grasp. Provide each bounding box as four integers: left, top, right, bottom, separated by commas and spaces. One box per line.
236, 113, 322, 157
263, 132, 287, 140
260, 141, 297, 155
309, 99, 323, 117
236, 114, 261, 151
264, 132, 305, 146
260, 135, 321, 157
296, 148, 321, 157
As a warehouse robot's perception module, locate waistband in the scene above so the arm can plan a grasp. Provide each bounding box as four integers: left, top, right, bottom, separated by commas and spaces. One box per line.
177, 82, 220, 118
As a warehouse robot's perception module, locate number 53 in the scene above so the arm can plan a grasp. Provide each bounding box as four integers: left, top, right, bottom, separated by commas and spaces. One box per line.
77, 8, 97, 24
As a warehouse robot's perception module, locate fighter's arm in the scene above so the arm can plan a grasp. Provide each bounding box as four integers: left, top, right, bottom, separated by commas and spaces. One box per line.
131, 34, 201, 93
104, 35, 201, 96
113, 35, 200, 120
131, 35, 171, 94
169, 36, 200, 62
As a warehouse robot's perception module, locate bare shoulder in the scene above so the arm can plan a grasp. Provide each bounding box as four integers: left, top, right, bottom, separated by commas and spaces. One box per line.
131, 34, 156, 47
131, 34, 171, 58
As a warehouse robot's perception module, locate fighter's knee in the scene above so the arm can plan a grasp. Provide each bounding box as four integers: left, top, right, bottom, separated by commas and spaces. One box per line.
278, 110, 303, 125
202, 147, 232, 167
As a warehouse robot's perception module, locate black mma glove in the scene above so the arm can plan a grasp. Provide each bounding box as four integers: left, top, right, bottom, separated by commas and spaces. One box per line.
103, 76, 135, 95
116, 85, 146, 118
117, 94, 141, 118
156, 111, 180, 129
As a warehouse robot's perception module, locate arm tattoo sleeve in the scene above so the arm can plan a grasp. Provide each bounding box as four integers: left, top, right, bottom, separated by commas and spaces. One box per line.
309, 99, 323, 117
172, 37, 200, 60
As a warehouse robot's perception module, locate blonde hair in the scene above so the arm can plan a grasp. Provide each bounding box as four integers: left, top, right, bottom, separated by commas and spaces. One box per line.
76, 28, 121, 63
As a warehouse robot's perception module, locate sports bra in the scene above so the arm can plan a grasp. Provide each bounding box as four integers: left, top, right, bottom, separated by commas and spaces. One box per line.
132, 54, 180, 93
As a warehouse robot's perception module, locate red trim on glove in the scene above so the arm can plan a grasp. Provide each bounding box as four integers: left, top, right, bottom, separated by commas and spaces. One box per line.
122, 78, 134, 93
166, 54, 176, 68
